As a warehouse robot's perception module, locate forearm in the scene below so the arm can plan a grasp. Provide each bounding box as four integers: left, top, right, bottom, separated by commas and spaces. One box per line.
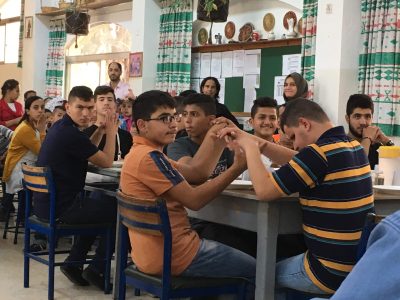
360, 139, 371, 156
183, 166, 242, 210
90, 126, 104, 146
260, 139, 297, 165
189, 137, 226, 182
101, 133, 116, 165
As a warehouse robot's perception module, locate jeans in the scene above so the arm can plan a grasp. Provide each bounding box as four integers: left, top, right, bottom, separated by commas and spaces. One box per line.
60, 193, 117, 273
181, 239, 256, 299
275, 253, 329, 300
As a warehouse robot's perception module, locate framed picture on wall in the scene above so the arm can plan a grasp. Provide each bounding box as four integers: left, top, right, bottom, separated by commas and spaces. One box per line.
129, 52, 143, 77
25, 16, 33, 38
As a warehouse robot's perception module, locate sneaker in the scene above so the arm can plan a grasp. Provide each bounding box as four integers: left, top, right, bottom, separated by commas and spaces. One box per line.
29, 241, 47, 253
82, 266, 112, 291
60, 265, 89, 286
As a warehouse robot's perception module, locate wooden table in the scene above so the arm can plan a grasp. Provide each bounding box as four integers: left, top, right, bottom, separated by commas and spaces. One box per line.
86, 165, 400, 300
188, 189, 400, 300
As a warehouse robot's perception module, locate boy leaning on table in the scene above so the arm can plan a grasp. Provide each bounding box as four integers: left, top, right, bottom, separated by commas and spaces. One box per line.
119, 90, 256, 298
218, 98, 375, 299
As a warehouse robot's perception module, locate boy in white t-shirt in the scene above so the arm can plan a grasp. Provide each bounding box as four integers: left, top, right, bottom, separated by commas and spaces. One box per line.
242, 97, 279, 180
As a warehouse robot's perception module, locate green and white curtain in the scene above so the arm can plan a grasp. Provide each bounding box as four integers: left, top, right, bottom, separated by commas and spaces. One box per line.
301, 0, 318, 100
156, 0, 193, 96
358, 0, 400, 136
45, 21, 66, 97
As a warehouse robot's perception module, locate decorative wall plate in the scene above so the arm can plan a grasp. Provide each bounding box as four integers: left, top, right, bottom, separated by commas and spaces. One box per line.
238, 22, 254, 42
263, 13, 275, 32
297, 17, 304, 36
224, 21, 236, 39
283, 11, 297, 30
198, 28, 208, 45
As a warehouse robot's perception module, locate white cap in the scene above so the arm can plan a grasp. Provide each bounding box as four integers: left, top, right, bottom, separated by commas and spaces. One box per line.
45, 96, 65, 112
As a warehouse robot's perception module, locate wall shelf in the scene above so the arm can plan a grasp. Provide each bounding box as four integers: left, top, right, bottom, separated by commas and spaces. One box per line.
192, 38, 302, 53
37, 0, 132, 17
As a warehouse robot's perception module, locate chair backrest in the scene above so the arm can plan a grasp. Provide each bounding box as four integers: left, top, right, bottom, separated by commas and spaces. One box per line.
21, 163, 57, 225
356, 212, 385, 261
116, 191, 172, 284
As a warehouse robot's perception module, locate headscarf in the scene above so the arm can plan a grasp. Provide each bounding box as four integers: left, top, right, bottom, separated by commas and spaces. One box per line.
283, 72, 308, 102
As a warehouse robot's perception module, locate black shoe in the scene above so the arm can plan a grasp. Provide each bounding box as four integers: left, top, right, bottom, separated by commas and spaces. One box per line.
82, 267, 112, 291
29, 242, 47, 253
60, 265, 89, 286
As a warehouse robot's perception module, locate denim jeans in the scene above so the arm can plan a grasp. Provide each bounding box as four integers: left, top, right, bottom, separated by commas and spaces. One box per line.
181, 239, 256, 299
275, 253, 329, 299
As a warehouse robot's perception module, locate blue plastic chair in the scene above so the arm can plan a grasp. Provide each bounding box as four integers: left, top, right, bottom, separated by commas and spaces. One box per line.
22, 163, 113, 300
116, 191, 249, 300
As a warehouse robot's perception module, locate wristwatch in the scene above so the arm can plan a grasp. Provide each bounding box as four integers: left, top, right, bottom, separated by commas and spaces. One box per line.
385, 139, 395, 146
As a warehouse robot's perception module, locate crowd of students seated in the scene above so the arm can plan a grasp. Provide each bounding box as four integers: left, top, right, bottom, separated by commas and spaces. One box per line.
0, 67, 399, 299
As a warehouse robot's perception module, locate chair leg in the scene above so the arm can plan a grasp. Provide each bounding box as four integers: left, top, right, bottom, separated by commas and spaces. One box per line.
48, 233, 56, 300
24, 226, 31, 288
14, 192, 25, 244
104, 229, 112, 294
2, 207, 11, 239
134, 288, 140, 296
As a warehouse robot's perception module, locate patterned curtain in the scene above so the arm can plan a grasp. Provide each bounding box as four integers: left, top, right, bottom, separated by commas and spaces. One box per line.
301, 0, 318, 100
359, 0, 400, 136
17, 0, 25, 68
155, 0, 193, 96
45, 21, 66, 97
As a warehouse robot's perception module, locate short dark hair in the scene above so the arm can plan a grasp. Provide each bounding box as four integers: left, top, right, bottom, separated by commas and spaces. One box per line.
53, 105, 66, 112
200, 77, 221, 100
280, 98, 329, 133
94, 85, 116, 102
108, 61, 122, 71
250, 97, 278, 118
179, 89, 197, 97
183, 93, 216, 116
1, 79, 19, 97
68, 86, 93, 102
24, 90, 36, 100
133, 90, 176, 131
174, 96, 185, 113
346, 94, 374, 116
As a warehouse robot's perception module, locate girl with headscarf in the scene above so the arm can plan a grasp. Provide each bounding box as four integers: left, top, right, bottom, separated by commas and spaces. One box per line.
283, 72, 308, 102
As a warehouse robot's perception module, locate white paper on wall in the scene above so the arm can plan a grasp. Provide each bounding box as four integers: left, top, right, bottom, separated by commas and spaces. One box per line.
200, 53, 212, 79
282, 54, 301, 75
211, 52, 222, 78
191, 53, 201, 78
232, 50, 245, 77
244, 49, 261, 75
274, 76, 286, 105
221, 51, 233, 78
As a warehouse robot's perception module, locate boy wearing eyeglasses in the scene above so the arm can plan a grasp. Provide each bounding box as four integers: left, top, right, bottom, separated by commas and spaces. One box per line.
120, 90, 255, 299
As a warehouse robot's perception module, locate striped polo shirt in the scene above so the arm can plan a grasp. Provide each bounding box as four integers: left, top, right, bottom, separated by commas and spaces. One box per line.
270, 126, 374, 293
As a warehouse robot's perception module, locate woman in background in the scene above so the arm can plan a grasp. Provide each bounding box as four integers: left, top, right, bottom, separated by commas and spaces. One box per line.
2, 96, 46, 228
0, 79, 24, 130
200, 77, 240, 127
283, 72, 308, 102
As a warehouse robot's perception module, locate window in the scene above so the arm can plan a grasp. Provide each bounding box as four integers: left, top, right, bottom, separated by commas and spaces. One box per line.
0, 0, 22, 63
65, 22, 132, 93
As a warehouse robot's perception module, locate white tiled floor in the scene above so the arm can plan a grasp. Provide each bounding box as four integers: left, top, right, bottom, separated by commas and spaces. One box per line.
0, 226, 153, 300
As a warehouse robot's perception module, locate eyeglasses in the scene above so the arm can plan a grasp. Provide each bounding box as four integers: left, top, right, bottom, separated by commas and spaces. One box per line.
145, 114, 179, 124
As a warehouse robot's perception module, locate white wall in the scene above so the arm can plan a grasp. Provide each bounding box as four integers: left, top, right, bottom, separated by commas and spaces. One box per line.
314, 0, 361, 127
192, 0, 302, 46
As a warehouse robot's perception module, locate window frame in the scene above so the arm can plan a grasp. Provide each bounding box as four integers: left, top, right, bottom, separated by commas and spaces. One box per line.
0, 16, 21, 65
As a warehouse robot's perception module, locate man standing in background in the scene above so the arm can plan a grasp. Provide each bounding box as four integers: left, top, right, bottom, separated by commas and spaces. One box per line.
106, 62, 134, 101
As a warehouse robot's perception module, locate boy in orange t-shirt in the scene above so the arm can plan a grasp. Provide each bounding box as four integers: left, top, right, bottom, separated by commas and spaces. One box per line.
119, 90, 255, 297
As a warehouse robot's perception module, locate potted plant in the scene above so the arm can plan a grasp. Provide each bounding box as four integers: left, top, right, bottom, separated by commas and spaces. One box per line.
197, 0, 229, 22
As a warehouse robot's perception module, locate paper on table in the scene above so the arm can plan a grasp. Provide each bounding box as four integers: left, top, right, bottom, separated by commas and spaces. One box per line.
282, 54, 301, 75
274, 76, 286, 105
232, 50, 245, 77
221, 51, 233, 78
200, 53, 212, 79
191, 53, 201, 78
211, 52, 222, 78
219, 77, 226, 104
244, 49, 261, 75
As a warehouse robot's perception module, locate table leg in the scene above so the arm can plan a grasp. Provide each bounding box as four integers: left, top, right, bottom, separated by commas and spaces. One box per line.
256, 202, 279, 300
